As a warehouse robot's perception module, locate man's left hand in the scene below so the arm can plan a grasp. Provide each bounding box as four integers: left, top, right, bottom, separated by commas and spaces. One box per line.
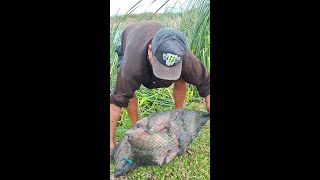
205, 95, 210, 112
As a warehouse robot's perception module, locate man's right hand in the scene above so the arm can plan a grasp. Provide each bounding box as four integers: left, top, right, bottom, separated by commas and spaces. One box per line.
204, 95, 210, 112
110, 139, 116, 159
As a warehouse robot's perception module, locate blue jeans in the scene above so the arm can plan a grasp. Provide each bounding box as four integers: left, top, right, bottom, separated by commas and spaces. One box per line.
115, 45, 124, 72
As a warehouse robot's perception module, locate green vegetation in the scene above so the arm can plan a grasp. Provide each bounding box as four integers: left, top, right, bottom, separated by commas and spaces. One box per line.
110, 0, 210, 179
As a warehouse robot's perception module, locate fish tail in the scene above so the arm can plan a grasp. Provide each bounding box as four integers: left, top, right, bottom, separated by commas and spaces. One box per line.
196, 111, 210, 129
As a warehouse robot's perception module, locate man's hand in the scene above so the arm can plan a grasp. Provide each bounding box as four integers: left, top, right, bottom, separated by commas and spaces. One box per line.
205, 95, 210, 112
110, 139, 116, 159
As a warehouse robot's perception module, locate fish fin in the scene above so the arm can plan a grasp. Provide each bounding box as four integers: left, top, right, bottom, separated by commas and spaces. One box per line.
164, 149, 177, 164
154, 155, 165, 165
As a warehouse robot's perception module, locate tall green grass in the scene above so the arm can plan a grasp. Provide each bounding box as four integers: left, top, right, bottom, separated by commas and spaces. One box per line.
110, 0, 210, 179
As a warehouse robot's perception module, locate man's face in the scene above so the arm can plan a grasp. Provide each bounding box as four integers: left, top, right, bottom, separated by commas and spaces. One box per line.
147, 45, 154, 65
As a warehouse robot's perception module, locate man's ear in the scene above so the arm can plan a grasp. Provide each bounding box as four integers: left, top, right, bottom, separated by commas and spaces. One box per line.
147, 45, 153, 64
148, 45, 152, 51
148, 45, 152, 56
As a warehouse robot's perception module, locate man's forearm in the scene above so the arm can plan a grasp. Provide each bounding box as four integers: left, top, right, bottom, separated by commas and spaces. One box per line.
110, 103, 121, 140
126, 93, 139, 125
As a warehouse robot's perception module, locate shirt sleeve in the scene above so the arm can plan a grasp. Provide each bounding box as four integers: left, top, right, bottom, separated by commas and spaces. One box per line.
110, 72, 141, 108
181, 49, 210, 97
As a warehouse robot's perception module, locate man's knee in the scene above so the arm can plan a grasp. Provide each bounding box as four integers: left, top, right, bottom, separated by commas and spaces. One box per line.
131, 92, 137, 99
128, 93, 138, 106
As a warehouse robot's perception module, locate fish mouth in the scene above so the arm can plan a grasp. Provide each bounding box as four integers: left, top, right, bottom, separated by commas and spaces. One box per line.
114, 169, 123, 178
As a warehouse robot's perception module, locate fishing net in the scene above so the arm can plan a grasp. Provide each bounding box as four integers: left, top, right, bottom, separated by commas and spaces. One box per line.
112, 108, 210, 177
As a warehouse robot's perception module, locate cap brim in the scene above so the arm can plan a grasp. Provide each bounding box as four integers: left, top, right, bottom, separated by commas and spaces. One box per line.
152, 55, 182, 80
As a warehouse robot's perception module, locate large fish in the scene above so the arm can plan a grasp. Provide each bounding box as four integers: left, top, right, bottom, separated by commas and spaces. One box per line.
112, 108, 210, 177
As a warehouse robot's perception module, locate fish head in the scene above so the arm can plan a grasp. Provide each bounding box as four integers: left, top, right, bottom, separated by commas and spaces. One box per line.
114, 156, 135, 177
113, 137, 135, 177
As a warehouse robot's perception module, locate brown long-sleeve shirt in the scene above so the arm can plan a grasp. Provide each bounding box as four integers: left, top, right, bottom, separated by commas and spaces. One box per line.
110, 21, 210, 108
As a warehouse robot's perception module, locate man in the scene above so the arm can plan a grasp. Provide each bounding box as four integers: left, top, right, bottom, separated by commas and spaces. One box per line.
110, 21, 210, 157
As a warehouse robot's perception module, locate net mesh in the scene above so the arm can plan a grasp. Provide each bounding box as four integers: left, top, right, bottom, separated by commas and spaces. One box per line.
113, 108, 210, 177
